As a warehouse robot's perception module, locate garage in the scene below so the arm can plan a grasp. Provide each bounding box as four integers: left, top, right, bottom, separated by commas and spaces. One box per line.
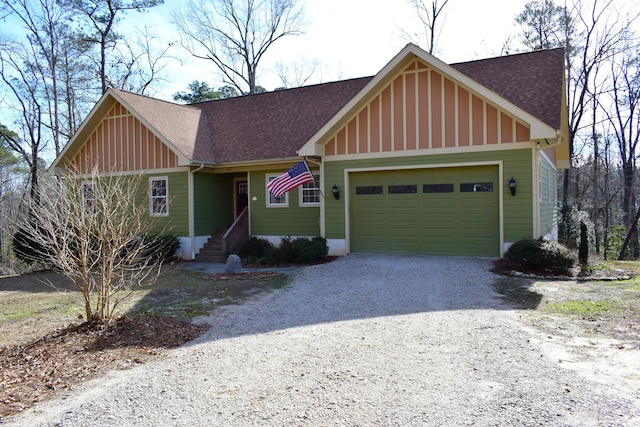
349, 165, 500, 257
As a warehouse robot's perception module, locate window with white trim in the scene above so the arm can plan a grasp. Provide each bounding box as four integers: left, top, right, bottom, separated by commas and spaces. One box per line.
266, 174, 288, 207
82, 181, 96, 215
150, 177, 168, 216
300, 173, 320, 206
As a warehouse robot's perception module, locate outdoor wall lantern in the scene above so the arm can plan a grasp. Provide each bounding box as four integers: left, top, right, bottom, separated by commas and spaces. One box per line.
509, 177, 517, 196
332, 184, 340, 200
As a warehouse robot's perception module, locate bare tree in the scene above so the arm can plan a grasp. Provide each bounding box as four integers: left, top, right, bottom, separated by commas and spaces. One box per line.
0, 0, 76, 157
61, 0, 165, 94
58, 32, 95, 139
275, 58, 321, 88
515, 0, 637, 247
11, 168, 170, 321
563, 0, 635, 210
0, 126, 22, 268
107, 25, 175, 96
601, 45, 640, 258
405, 0, 449, 55
173, 0, 305, 95
0, 38, 49, 201
516, 0, 569, 50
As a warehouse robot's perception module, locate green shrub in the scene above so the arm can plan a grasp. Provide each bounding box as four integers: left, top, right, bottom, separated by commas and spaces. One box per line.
237, 237, 275, 262
604, 225, 627, 260
505, 238, 575, 275
241, 236, 328, 265
267, 236, 295, 264
290, 236, 328, 263
142, 233, 180, 262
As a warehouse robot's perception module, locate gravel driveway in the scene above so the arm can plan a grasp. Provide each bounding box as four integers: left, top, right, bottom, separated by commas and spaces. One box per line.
8, 255, 639, 426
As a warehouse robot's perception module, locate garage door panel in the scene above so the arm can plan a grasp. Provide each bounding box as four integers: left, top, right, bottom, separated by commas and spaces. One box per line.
421, 228, 457, 240
355, 199, 386, 208
459, 228, 496, 238
350, 166, 499, 256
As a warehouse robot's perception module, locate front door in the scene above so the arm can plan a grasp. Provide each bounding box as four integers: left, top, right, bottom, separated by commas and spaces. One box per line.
235, 180, 248, 217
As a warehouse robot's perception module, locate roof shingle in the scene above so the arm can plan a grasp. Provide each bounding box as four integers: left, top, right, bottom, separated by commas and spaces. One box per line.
113, 48, 564, 165
451, 48, 565, 130
190, 77, 372, 163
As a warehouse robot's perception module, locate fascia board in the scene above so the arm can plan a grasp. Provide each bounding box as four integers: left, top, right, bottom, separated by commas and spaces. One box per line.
51, 88, 193, 172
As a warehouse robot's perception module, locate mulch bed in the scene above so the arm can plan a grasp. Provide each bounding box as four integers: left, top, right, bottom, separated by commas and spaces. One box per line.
0, 316, 207, 420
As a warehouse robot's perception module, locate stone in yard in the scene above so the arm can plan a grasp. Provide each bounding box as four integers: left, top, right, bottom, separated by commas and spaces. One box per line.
225, 254, 242, 275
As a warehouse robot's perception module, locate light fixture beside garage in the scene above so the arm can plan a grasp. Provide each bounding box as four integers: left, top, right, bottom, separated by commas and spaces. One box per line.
509, 177, 517, 196
332, 184, 340, 200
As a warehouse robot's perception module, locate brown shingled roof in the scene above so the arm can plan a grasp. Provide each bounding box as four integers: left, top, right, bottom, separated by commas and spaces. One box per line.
103, 48, 563, 166
451, 48, 565, 130
186, 48, 564, 164
113, 89, 203, 161
189, 77, 372, 163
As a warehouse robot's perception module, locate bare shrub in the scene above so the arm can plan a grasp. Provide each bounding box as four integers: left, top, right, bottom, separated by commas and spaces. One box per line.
9, 168, 169, 320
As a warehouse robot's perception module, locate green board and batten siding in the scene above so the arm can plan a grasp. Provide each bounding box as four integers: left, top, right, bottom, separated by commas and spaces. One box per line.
249, 170, 321, 237
323, 148, 534, 256
193, 172, 236, 235
145, 171, 190, 236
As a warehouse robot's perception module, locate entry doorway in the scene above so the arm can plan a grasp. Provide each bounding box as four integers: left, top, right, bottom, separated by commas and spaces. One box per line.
235, 180, 248, 218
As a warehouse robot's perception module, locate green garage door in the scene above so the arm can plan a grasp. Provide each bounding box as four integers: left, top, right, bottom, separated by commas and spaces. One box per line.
350, 166, 499, 257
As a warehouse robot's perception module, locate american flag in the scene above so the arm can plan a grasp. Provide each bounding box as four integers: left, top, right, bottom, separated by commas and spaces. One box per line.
267, 161, 315, 198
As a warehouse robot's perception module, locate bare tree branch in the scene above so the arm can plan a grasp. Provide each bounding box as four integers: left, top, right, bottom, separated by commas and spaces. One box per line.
173, 0, 304, 95
405, 0, 449, 54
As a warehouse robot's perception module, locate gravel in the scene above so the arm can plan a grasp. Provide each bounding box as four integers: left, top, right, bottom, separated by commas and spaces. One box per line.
7, 254, 639, 426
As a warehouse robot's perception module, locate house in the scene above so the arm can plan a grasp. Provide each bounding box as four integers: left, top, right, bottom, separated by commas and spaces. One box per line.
50, 43, 569, 260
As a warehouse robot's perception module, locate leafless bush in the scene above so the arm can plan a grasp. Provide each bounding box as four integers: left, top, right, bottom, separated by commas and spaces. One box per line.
10, 168, 169, 321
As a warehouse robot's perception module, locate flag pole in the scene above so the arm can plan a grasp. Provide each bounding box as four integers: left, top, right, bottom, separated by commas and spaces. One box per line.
304, 158, 323, 197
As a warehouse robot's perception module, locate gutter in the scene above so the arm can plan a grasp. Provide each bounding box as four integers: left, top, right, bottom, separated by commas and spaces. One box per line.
189, 163, 205, 260
535, 129, 564, 150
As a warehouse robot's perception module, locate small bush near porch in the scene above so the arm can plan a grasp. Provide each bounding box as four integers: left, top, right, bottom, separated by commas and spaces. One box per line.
237, 236, 328, 265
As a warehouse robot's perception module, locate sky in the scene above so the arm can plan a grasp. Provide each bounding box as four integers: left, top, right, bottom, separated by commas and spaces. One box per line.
133, 0, 533, 102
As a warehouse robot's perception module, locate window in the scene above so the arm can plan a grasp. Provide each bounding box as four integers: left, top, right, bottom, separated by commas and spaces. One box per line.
355, 186, 384, 195
150, 177, 168, 216
82, 181, 96, 214
423, 183, 454, 193
238, 182, 248, 195
460, 182, 493, 192
267, 175, 288, 207
389, 184, 417, 194
300, 173, 320, 205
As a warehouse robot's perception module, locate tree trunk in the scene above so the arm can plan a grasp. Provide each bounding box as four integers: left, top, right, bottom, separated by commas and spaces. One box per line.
618, 203, 640, 260
622, 160, 638, 257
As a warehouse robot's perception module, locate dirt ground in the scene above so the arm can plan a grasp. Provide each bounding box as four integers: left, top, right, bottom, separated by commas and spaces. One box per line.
0, 270, 283, 420
492, 259, 640, 404
2, 260, 639, 422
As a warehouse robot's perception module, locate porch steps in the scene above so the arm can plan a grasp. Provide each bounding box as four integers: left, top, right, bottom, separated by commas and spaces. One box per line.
196, 228, 228, 263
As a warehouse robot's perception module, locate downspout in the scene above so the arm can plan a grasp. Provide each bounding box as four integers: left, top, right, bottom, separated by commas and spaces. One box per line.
189, 163, 205, 259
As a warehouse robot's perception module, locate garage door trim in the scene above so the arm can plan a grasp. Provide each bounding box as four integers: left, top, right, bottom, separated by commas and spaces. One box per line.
343, 160, 504, 257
